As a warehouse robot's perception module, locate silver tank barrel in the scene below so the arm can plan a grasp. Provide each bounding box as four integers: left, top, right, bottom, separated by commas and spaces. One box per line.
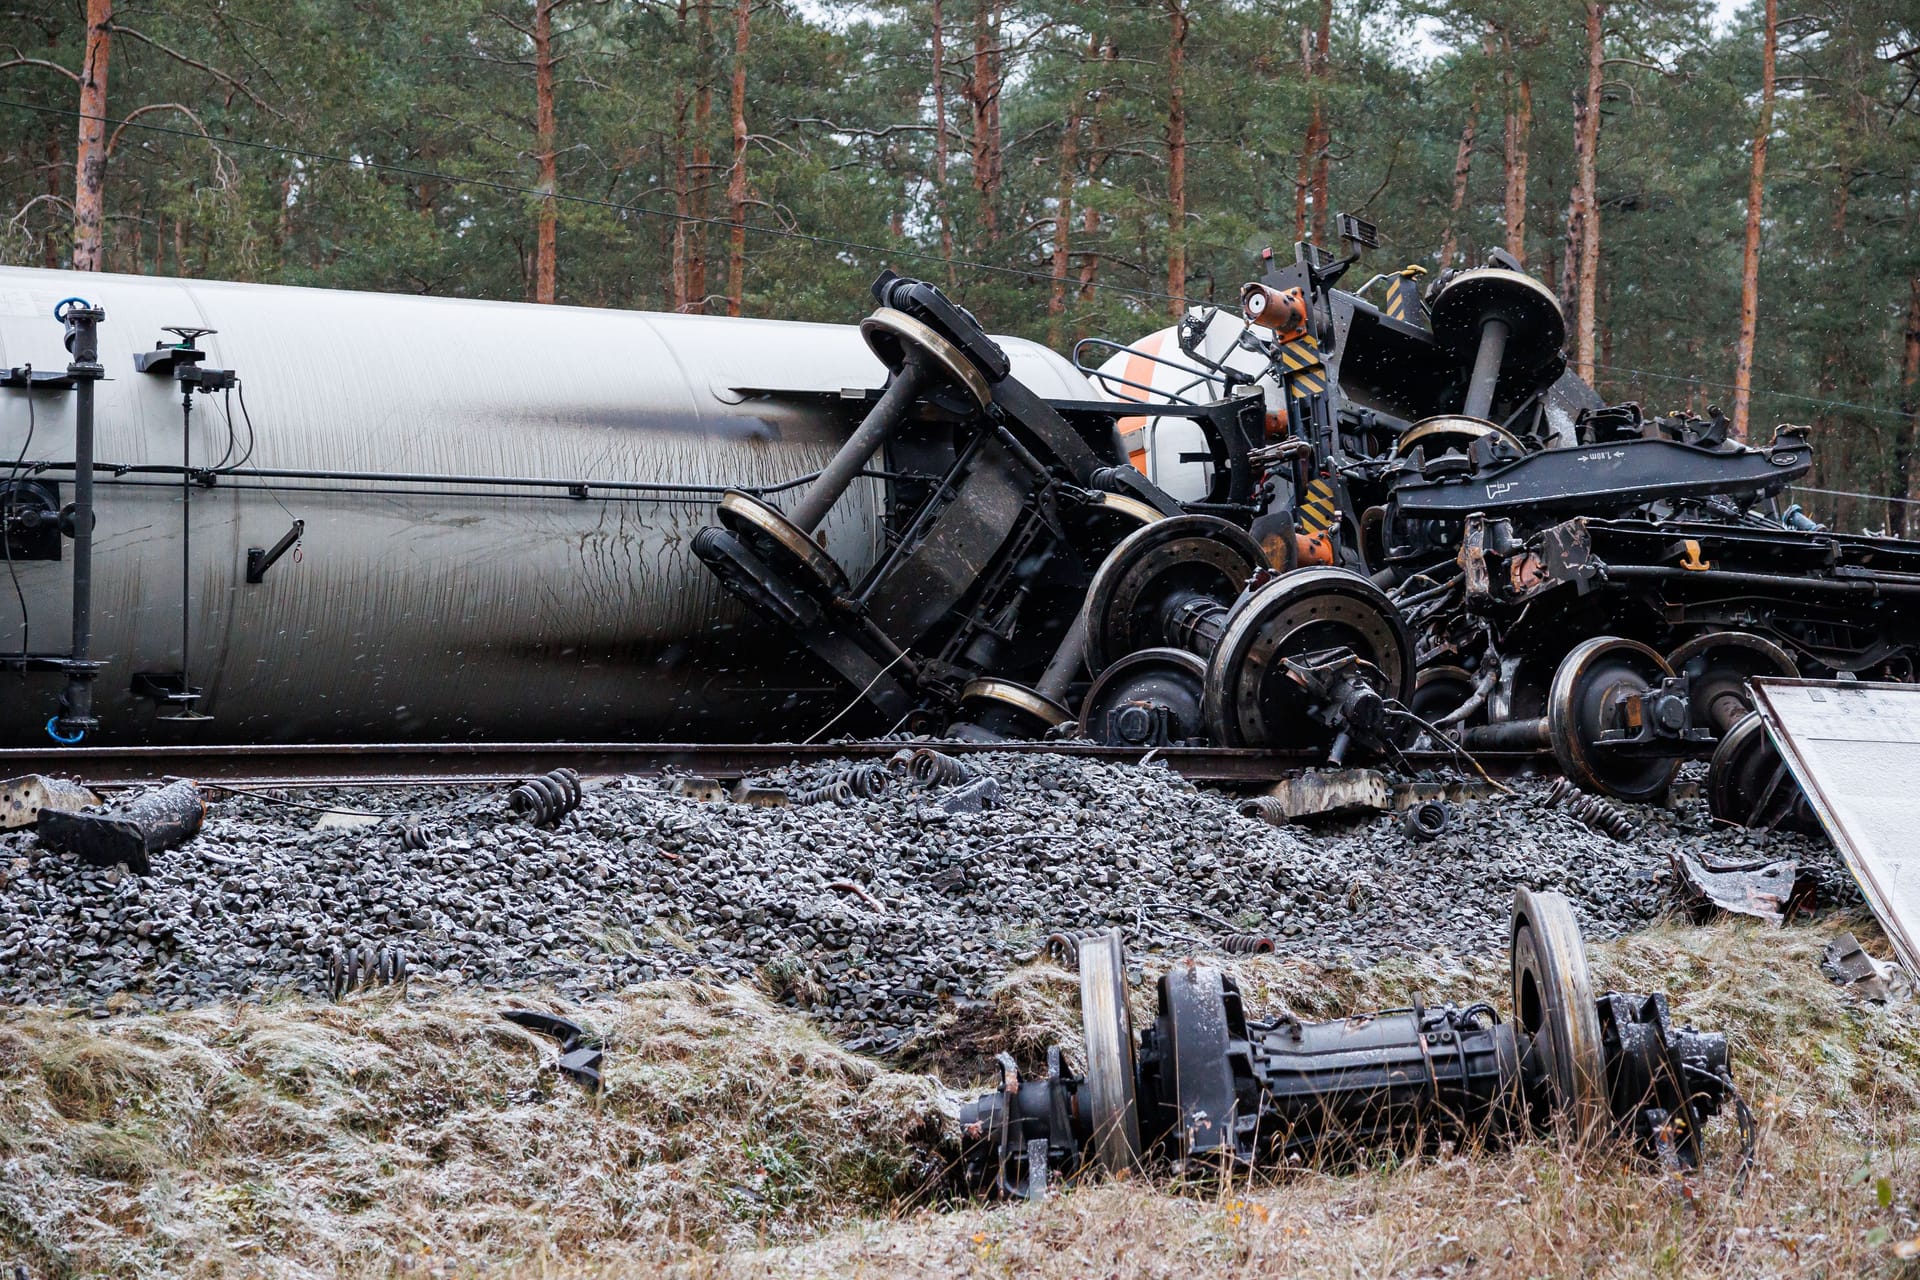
0, 267, 1092, 746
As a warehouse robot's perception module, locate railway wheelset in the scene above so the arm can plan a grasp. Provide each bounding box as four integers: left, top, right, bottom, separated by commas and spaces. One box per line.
958, 889, 1744, 1197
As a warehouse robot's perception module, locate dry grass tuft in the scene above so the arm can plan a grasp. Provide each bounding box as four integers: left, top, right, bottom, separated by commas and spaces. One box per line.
0, 981, 951, 1278
5, 919, 1920, 1278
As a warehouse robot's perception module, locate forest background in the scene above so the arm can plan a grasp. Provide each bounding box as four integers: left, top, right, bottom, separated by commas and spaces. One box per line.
2, 0, 1916, 529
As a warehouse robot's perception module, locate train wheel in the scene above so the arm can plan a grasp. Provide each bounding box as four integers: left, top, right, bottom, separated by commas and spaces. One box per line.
859, 307, 992, 410
1545, 636, 1682, 804
1078, 648, 1208, 746
716, 490, 849, 598
1077, 930, 1142, 1174
1510, 888, 1607, 1139
1410, 663, 1479, 727
1081, 515, 1267, 674
1666, 631, 1798, 737
1707, 711, 1821, 835
1200, 567, 1412, 749
954, 677, 1072, 741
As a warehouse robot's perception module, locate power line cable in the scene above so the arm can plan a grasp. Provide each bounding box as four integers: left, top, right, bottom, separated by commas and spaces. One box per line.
1593, 361, 1910, 422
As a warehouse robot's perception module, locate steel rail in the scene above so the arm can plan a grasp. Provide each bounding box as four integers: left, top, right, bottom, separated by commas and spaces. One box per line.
2, 740, 1547, 789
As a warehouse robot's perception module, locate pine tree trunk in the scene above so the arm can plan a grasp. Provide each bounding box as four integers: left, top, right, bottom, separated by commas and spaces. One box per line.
1309, 0, 1332, 244
1293, 28, 1312, 242
930, 0, 956, 281
533, 0, 559, 304
1565, 0, 1605, 384
670, 0, 691, 309
966, 0, 1002, 238
725, 0, 750, 317
1503, 70, 1530, 265
71, 0, 112, 272
43, 129, 63, 269
690, 2, 713, 313
1079, 40, 1111, 304
1049, 37, 1091, 346
1438, 99, 1477, 267
1165, 0, 1187, 314
1901, 270, 1920, 534
1732, 0, 1778, 441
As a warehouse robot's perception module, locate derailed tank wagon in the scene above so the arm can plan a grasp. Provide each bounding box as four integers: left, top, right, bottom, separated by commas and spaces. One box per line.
5, 223, 1919, 802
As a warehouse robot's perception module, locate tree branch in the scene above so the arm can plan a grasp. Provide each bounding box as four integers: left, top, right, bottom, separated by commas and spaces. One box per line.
110, 23, 282, 117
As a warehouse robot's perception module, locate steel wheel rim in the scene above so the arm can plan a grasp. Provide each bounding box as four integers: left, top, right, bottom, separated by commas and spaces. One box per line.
1200, 567, 1411, 749
1510, 887, 1607, 1140
1546, 635, 1680, 803
1078, 929, 1142, 1173
1080, 515, 1266, 673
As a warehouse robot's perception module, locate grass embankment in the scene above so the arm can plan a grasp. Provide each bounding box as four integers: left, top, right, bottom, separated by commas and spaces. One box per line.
3, 919, 1918, 1278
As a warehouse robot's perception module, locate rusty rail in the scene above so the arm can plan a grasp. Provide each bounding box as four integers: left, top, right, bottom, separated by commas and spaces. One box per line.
2, 740, 1548, 790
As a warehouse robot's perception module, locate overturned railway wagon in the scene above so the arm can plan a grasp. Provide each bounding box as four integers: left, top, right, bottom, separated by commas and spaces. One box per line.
0, 266, 1123, 745
6, 235, 1920, 798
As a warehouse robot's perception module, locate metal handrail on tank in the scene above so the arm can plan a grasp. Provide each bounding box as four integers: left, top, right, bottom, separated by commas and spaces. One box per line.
10, 459, 932, 504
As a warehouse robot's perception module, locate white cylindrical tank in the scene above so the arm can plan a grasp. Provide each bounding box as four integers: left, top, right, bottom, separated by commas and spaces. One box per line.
0, 267, 1092, 745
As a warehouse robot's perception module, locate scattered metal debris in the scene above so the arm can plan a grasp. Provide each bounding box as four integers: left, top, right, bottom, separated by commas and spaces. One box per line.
1672, 852, 1809, 924
502, 1009, 604, 1094
958, 890, 1741, 1196
0, 774, 99, 829
791, 780, 856, 807
1749, 680, 1920, 972
508, 768, 583, 826
1543, 777, 1636, 841
1240, 770, 1391, 825
1401, 798, 1451, 841
398, 821, 438, 851
1042, 932, 1081, 968
934, 775, 1001, 814
328, 944, 408, 1000
1820, 933, 1908, 1004
727, 780, 789, 807
36, 779, 204, 875
909, 748, 975, 788
1216, 933, 1275, 954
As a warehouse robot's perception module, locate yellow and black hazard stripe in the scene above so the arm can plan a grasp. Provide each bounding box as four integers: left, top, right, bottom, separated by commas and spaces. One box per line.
1275, 335, 1327, 398
1298, 477, 1338, 534
1382, 265, 1428, 326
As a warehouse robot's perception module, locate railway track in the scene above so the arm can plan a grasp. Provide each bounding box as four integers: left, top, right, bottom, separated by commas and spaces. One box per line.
4, 740, 1547, 789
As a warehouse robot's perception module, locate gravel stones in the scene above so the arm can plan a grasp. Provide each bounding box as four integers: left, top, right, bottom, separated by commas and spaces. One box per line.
0, 758, 1848, 1048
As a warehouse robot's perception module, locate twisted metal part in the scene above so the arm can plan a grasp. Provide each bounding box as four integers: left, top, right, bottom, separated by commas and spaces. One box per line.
1218, 933, 1276, 954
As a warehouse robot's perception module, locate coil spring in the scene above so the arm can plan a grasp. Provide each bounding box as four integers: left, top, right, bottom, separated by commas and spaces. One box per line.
909, 748, 974, 788
886, 748, 918, 777
509, 767, 583, 826
1402, 799, 1451, 842
329, 944, 408, 1001
1043, 931, 1080, 968
829, 763, 890, 800
397, 821, 440, 851
791, 779, 856, 806
1218, 933, 1276, 955
1542, 777, 1636, 841
1238, 796, 1289, 826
